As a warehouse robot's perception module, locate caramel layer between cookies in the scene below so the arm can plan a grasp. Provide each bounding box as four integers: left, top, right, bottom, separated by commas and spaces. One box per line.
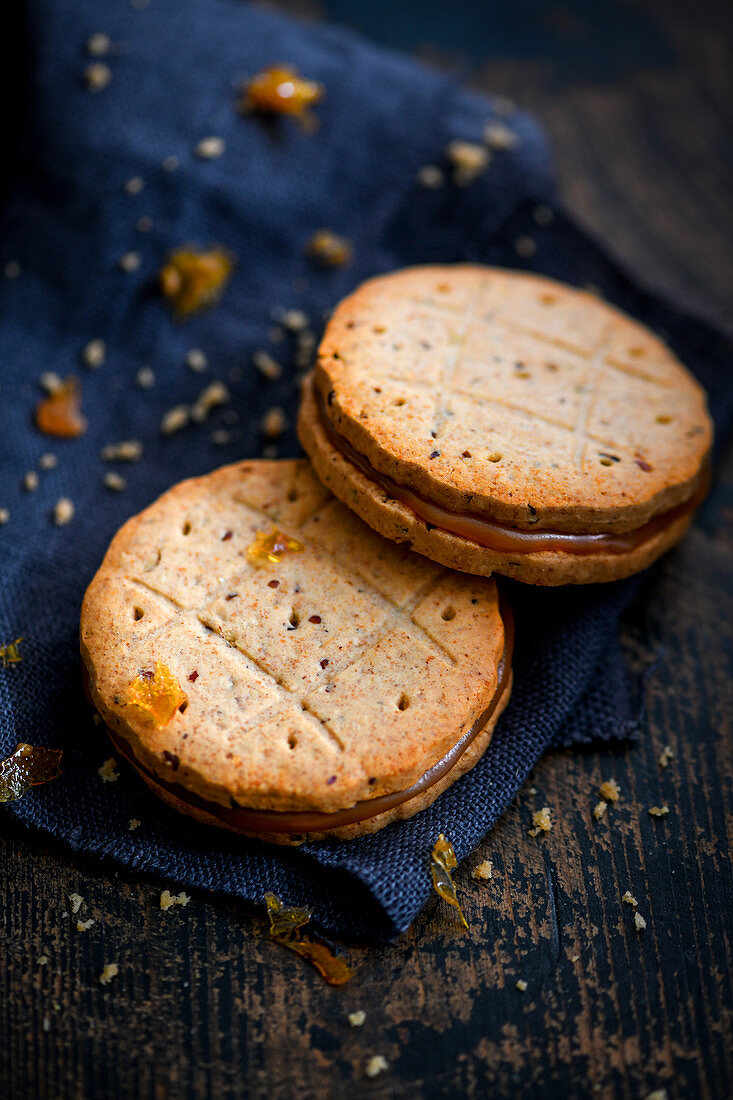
101, 596, 514, 835
315, 382, 708, 556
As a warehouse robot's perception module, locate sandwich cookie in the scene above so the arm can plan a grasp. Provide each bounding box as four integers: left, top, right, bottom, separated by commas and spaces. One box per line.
80, 459, 512, 843
298, 265, 712, 585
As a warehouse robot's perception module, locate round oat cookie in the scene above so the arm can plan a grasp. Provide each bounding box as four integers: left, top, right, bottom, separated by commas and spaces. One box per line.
80, 459, 512, 843
299, 265, 712, 585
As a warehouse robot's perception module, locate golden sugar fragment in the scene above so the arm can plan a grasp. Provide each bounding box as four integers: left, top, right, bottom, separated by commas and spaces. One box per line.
306, 229, 352, 267
0, 637, 23, 667
430, 833, 468, 929
35, 376, 87, 438
264, 892, 354, 986
159, 247, 234, 317
247, 528, 304, 565
240, 65, 323, 126
127, 661, 187, 728
0, 743, 63, 803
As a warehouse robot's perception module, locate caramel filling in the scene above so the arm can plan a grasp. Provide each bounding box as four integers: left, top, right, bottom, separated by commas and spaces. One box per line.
315, 383, 708, 556
100, 596, 514, 835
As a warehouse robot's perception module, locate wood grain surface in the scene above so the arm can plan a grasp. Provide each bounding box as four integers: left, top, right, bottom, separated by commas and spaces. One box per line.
2, 2, 731, 1097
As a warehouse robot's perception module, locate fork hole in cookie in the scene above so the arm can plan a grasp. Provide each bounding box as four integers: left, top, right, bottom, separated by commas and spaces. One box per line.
656, 415, 672, 424
393, 397, 406, 407
397, 693, 410, 711
287, 488, 299, 502
178, 700, 188, 714
441, 606, 456, 622
182, 521, 192, 536
133, 606, 144, 622
288, 609, 300, 630
288, 733, 298, 750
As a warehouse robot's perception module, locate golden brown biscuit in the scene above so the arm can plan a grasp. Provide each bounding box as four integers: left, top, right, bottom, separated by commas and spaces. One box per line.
80, 459, 512, 843
298, 265, 712, 585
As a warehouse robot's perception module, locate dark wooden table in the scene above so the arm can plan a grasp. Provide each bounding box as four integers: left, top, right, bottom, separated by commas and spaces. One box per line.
3, 2, 731, 1096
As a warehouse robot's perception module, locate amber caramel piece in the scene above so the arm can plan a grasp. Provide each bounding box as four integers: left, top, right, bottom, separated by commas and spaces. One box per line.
126, 661, 187, 728
264, 893, 354, 986
0, 743, 63, 802
247, 528, 304, 565
0, 637, 23, 667
306, 229, 353, 268
430, 833, 468, 929
240, 65, 323, 125
159, 247, 234, 317
35, 376, 87, 438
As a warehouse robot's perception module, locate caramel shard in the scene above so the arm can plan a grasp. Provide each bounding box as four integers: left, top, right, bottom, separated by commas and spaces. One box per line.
159, 247, 234, 317
430, 833, 468, 929
599, 778, 620, 803
36, 376, 88, 438
0, 743, 63, 803
264, 892, 354, 986
240, 65, 323, 126
515, 979, 528, 992
247, 528, 304, 566
528, 806, 552, 837
306, 229, 352, 268
126, 661, 187, 728
0, 637, 23, 668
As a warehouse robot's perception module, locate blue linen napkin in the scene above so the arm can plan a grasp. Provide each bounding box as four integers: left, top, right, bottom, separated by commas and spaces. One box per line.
1, 0, 730, 940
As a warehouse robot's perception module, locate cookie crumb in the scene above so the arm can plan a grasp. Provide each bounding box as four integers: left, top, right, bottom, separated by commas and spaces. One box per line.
39, 453, 58, 470
69, 893, 84, 915
128, 818, 141, 831
86, 32, 111, 56
599, 779, 620, 803
162, 155, 179, 172
634, 911, 647, 932
101, 440, 143, 462
307, 229, 352, 267
82, 339, 106, 369
84, 62, 112, 92
622, 891, 638, 907
472, 859, 493, 881
23, 471, 39, 492
645, 1091, 668, 1100
515, 979, 528, 992
98, 757, 119, 783
365, 1055, 388, 1079
4, 260, 21, 280
593, 801, 607, 821
446, 140, 489, 186
42, 1015, 51, 1032
53, 498, 74, 526
160, 889, 191, 911
103, 471, 126, 492
570, 953, 580, 963
38, 955, 50, 967
40, 371, 63, 394
160, 405, 190, 435
136, 215, 153, 233
76, 918, 95, 932
119, 251, 141, 274
483, 121, 519, 150
515, 236, 537, 258
0, 508, 9, 525
416, 164, 444, 189
528, 807, 551, 837
99, 962, 119, 985
348, 1010, 366, 1028
649, 804, 669, 817
124, 176, 145, 196
262, 406, 288, 439
186, 348, 208, 373
135, 367, 155, 390
191, 381, 229, 422
253, 349, 282, 381
658, 745, 674, 768
195, 136, 225, 159
277, 308, 309, 332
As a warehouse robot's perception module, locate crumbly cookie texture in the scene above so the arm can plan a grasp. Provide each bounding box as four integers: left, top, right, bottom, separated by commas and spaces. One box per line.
81, 459, 509, 841
297, 379, 698, 586
311, 265, 711, 534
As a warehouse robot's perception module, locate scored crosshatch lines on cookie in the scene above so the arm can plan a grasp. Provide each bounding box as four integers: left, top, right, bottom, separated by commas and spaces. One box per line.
115, 465, 503, 770
329, 271, 696, 484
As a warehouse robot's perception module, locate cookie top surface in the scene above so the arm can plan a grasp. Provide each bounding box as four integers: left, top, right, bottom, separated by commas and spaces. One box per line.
80, 459, 507, 814
314, 265, 712, 533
